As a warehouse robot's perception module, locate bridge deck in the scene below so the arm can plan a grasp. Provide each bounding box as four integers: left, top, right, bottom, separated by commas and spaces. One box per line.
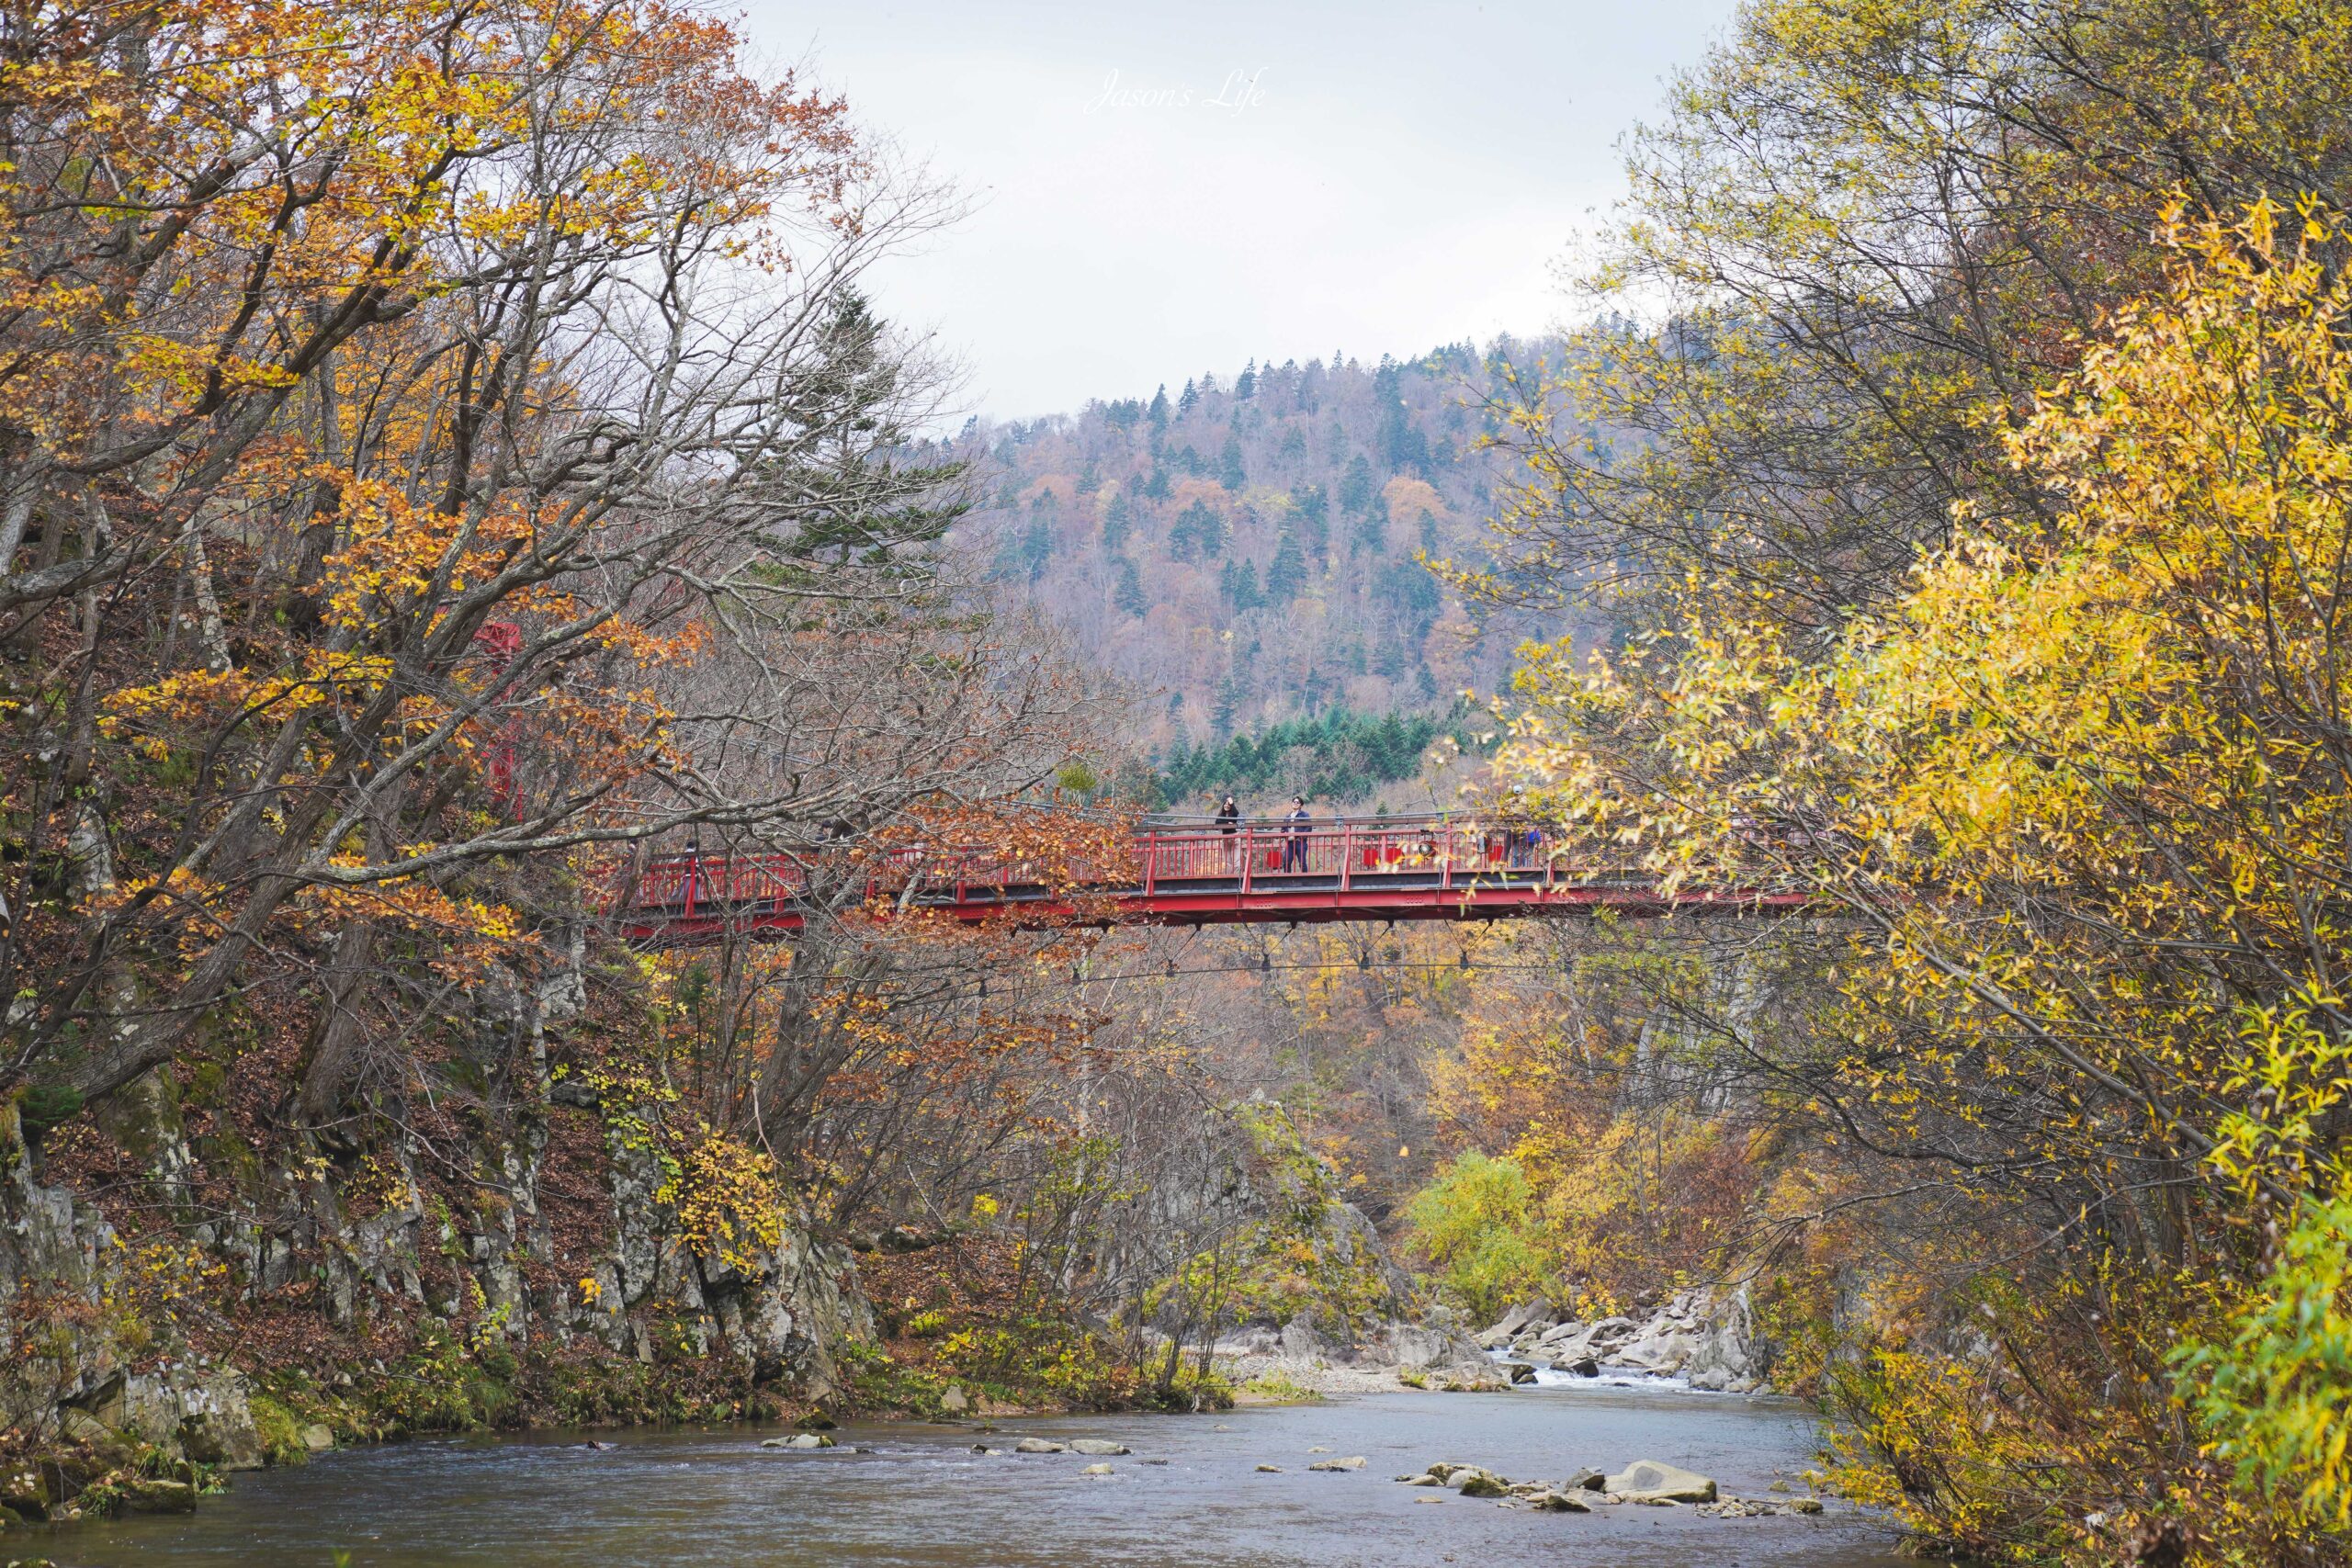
610, 818, 1807, 943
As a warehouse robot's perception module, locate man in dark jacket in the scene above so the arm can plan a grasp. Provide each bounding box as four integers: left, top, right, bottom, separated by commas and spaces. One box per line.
1282, 795, 1310, 872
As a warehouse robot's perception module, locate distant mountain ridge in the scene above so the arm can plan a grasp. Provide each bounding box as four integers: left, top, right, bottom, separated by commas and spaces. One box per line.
937, 339, 1568, 797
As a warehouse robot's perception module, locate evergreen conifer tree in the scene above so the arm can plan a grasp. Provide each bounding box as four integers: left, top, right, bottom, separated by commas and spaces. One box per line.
1114, 557, 1148, 616
1265, 528, 1306, 604
1020, 513, 1051, 580
1212, 671, 1245, 736
1290, 483, 1330, 560
1218, 434, 1246, 491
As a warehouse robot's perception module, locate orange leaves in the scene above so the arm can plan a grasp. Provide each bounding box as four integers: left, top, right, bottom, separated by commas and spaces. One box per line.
298, 869, 537, 983
102, 650, 397, 741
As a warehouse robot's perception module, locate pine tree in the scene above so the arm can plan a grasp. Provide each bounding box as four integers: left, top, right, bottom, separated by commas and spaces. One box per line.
1218, 434, 1246, 491
1236, 359, 1258, 400
1375, 555, 1442, 636
1179, 378, 1199, 415
1170, 499, 1223, 561
1265, 528, 1306, 604
1212, 670, 1245, 736
1021, 513, 1051, 581
1418, 507, 1439, 556
1377, 385, 1427, 473
1338, 454, 1375, 515
1290, 482, 1330, 560
1114, 557, 1148, 616
1198, 502, 1226, 556
1148, 383, 1170, 429
1220, 558, 1262, 612
1103, 490, 1134, 551
1353, 491, 1387, 555
1143, 465, 1170, 501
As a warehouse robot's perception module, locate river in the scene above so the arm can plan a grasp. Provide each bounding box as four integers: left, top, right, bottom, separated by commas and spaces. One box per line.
45, 1382, 1906, 1567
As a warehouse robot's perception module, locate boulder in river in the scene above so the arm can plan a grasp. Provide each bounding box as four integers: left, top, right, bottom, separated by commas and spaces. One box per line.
119, 1479, 198, 1515
1698, 1496, 1780, 1517
1068, 1439, 1129, 1456
1603, 1460, 1717, 1503
1492, 1296, 1554, 1337
1525, 1489, 1592, 1513
1255, 1463, 1283, 1472
1501, 1361, 1538, 1384
1436, 1464, 1509, 1495
1080, 1463, 1114, 1476
761, 1433, 835, 1450
1565, 1467, 1606, 1490
939, 1385, 970, 1415
1430, 1367, 1510, 1393
1013, 1438, 1067, 1454
1307, 1456, 1365, 1472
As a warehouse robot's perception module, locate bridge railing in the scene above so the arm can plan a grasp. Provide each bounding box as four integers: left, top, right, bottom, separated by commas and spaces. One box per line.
620, 815, 1657, 917
1126, 819, 1575, 886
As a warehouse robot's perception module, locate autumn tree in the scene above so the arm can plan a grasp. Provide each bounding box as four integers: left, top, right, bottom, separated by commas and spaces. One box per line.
0, 3, 1099, 1134
1466, 0, 2352, 637
1499, 202, 2352, 1562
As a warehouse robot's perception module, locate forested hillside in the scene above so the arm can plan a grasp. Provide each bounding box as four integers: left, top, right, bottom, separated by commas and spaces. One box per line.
939, 344, 1568, 777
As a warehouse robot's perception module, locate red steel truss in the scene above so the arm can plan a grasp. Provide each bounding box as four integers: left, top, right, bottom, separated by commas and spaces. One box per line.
608, 817, 1811, 944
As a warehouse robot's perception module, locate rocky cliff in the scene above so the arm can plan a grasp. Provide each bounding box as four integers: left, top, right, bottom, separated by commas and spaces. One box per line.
0, 941, 876, 1524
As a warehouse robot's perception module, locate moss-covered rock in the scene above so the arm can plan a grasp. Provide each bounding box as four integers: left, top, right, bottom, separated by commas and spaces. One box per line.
118, 1479, 198, 1514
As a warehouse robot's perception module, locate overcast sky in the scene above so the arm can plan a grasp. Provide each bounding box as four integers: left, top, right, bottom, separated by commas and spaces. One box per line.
740, 1, 1741, 421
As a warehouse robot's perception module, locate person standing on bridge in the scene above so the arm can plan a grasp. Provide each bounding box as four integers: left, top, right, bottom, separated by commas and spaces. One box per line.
1282, 795, 1311, 872
1216, 795, 1241, 834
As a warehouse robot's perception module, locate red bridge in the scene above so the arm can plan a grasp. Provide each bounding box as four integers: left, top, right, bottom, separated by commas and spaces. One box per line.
610, 815, 1810, 944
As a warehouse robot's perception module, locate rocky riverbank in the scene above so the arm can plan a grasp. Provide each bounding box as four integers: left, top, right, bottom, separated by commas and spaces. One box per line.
1476, 1289, 1772, 1393
1207, 1315, 1514, 1398
1200, 1283, 1780, 1402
